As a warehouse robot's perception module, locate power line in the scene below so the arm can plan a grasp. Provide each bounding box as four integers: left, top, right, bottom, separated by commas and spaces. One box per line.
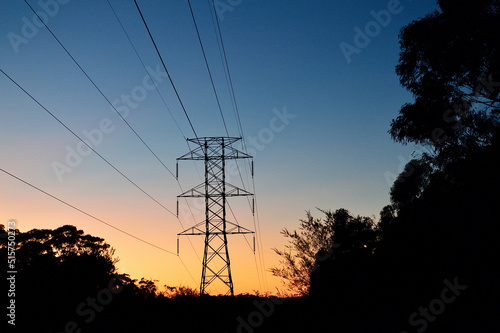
178, 255, 198, 286
106, 0, 186, 140
133, 0, 198, 138
187, 0, 229, 136
187, 0, 259, 263
107, 1, 215, 272
9, 1, 248, 292
133, 0, 262, 293
2, 59, 200, 285
203, 3, 256, 242
106, 0, 203, 227
0, 167, 176, 255
0, 165, 200, 285
210, 0, 245, 142
107, 0, 202, 230
0, 68, 176, 218
106, 0, 202, 227
22, 0, 176, 179
209, 0, 268, 290
207, 0, 252, 197
1, 63, 200, 285
208, 0, 256, 206
132, 1, 228, 268
250, 185, 268, 290
203, 1, 253, 215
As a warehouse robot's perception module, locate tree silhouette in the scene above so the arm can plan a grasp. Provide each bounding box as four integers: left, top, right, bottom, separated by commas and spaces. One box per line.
389, 159, 432, 209
271, 209, 378, 296
270, 209, 336, 296
373, 2, 500, 329
391, 0, 500, 166
0, 225, 124, 332
301, 3, 500, 332
163, 285, 199, 298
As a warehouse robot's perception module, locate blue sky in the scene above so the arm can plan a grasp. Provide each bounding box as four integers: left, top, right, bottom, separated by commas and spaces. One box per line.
0, 0, 439, 293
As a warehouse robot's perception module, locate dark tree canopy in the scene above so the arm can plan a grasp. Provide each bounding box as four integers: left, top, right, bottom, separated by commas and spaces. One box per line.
0, 225, 121, 331
275, 4, 500, 331
391, 0, 500, 165
389, 158, 432, 209
270, 209, 377, 296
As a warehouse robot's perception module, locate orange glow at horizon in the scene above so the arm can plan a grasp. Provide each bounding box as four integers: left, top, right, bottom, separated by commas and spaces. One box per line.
0, 174, 286, 295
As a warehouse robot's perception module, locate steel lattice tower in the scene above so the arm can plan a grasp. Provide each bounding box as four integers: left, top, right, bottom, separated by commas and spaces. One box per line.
176, 137, 254, 296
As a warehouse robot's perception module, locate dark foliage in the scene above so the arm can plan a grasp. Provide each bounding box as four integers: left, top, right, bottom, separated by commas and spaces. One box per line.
306, 1, 500, 331
391, 0, 500, 167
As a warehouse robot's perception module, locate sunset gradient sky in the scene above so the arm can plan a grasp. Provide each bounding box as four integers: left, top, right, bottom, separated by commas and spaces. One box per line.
0, 0, 439, 294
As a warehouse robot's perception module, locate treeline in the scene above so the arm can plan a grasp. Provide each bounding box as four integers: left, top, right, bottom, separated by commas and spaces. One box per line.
298, 138, 499, 332
271, 0, 500, 331
0, 225, 286, 332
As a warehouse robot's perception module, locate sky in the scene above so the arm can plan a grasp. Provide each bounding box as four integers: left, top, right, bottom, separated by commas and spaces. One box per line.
0, 0, 440, 294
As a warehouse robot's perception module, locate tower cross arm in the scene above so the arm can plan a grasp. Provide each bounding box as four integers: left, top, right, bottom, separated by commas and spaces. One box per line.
177, 183, 205, 198
225, 221, 255, 235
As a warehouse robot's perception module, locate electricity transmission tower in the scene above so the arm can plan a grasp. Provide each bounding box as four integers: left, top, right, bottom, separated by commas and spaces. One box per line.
176, 137, 255, 296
